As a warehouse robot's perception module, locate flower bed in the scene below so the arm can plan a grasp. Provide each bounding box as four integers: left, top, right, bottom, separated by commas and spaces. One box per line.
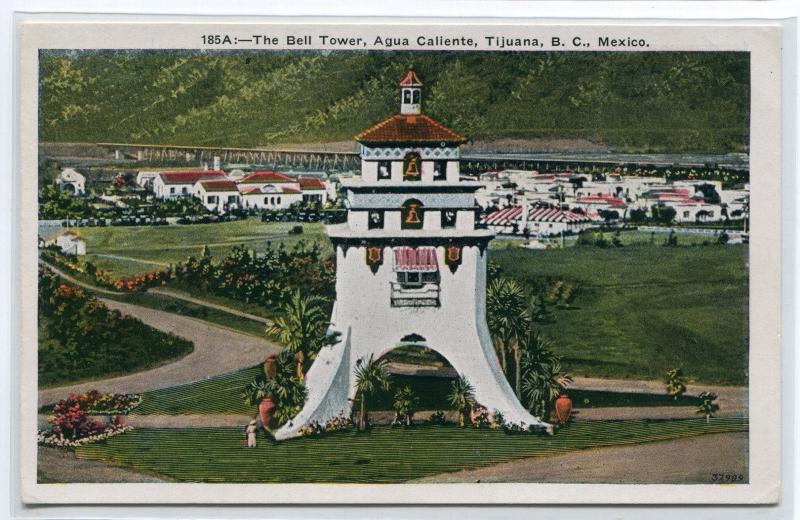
39, 393, 135, 448
74, 390, 142, 415
38, 421, 132, 449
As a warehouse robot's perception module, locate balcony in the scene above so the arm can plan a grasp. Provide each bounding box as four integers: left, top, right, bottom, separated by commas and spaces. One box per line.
390, 282, 440, 308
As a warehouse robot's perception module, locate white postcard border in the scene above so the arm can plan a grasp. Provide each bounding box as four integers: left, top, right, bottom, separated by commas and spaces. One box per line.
16, 17, 783, 505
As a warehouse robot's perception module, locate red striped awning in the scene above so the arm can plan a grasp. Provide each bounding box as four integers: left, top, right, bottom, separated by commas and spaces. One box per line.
393, 246, 439, 272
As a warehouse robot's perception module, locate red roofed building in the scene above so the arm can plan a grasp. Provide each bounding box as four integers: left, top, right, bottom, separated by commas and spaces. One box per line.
573, 195, 627, 214
194, 179, 241, 213
238, 171, 295, 184
236, 172, 329, 210
152, 170, 225, 199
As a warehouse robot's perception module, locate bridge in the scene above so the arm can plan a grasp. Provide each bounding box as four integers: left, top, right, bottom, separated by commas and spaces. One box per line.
40, 142, 750, 174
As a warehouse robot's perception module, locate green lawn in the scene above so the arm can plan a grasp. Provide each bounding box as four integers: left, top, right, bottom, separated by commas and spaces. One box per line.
103, 291, 268, 338
134, 366, 261, 415
491, 243, 748, 385
76, 219, 331, 278
75, 418, 748, 483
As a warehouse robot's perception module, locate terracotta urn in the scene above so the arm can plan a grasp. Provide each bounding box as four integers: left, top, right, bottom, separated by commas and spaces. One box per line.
554, 394, 573, 425
263, 355, 278, 380
259, 396, 277, 430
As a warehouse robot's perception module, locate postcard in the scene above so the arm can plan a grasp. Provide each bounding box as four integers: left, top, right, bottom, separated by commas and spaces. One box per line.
16, 17, 782, 504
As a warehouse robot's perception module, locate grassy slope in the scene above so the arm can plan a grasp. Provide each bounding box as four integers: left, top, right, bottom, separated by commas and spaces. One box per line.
38, 314, 194, 388
77, 219, 331, 278
491, 243, 748, 385
40, 52, 750, 153
75, 418, 747, 483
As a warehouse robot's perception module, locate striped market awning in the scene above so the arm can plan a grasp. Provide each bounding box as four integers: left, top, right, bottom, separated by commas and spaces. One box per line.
393, 246, 439, 272
481, 205, 591, 225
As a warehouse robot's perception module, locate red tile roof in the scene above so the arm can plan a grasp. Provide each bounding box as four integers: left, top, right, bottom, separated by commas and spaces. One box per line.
355, 114, 467, 144
238, 171, 295, 184
158, 171, 224, 184
298, 177, 325, 190
399, 68, 422, 87
199, 180, 239, 192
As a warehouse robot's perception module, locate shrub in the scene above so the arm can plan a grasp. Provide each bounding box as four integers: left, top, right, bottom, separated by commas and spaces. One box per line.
289, 225, 303, 235
429, 410, 447, 426
471, 406, 492, 429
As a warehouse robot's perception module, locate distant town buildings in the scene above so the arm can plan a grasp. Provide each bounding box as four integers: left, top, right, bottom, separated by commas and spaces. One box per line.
476, 168, 749, 235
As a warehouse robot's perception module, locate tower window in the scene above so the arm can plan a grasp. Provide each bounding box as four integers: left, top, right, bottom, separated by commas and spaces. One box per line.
412, 89, 420, 104
441, 209, 457, 228
368, 210, 384, 230
433, 160, 447, 181
401, 199, 424, 230
377, 160, 391, 180
403, 89, 412, 104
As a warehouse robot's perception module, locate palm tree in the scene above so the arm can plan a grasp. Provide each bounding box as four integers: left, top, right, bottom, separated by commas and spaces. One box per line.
393, 386, 419, 426
243, 349, 308, 427
520, 332, 572, 420
486, 278, 530, 377
353, 354, 391, 431
266, 289, 337, 380
447, 375, 476, 427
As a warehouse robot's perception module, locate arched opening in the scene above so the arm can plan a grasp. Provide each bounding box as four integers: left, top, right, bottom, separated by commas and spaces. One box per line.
401, 199, 424, 230
353, 340, 460, 427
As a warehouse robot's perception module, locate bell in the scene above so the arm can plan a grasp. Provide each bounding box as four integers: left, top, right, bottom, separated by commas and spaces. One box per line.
405, 156, 420, 178
405, 203, 421, 224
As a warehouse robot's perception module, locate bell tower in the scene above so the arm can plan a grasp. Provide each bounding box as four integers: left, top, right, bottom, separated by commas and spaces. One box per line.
274, 67, 551, 440
399, 66, 422, 115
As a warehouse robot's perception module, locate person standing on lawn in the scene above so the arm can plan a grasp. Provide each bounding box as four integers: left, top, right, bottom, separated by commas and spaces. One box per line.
246, 420, 257, 448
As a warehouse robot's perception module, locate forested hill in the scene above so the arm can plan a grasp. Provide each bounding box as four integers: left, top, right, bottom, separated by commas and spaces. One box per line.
39, 51, 749, 153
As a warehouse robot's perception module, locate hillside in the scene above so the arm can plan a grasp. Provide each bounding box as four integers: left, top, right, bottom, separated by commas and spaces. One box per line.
39, 51, 750, 153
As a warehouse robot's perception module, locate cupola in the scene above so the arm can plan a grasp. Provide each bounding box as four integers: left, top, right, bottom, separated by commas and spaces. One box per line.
399, 66, 422, 115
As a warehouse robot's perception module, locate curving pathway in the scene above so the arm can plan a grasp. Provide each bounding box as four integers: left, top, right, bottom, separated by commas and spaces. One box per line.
38, 299, 279, 406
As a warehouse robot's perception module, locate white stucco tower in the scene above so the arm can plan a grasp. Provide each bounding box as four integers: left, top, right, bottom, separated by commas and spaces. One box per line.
275, 68, 550, 440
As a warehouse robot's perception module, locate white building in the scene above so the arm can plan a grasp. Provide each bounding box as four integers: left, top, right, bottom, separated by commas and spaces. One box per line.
51, 229, 86, 256
274, 67, 550, 441
193, 179, 241, 213
152, 170, 226, 199
56, 168, 85, 195
237, 171, 304, 209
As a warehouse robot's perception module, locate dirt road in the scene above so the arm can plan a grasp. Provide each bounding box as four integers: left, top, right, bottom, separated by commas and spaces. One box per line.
415, 431, 748, 484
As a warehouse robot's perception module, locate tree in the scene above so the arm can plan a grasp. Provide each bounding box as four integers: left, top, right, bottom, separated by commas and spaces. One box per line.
266, 290, 338, 380
629, 208, 647, 223
696, 391, 719, 422
447, 375, 476, 427
486, 278, 530, 375
519, 328, 572, 420
243, 349, 307, 427
392, 386, 419, 427
665, 367, 687, 400
652, 205, 676, 224
353, 354, 390, 431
